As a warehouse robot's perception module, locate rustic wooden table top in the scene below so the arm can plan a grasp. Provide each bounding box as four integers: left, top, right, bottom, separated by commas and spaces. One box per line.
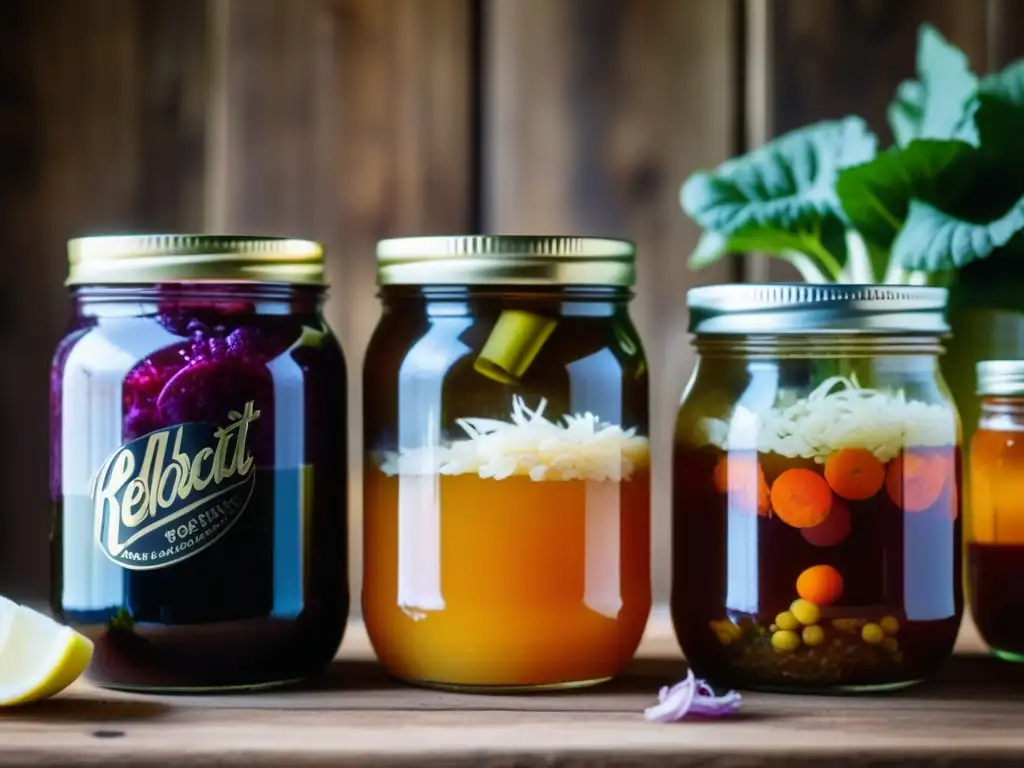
1, 608, 1022, 766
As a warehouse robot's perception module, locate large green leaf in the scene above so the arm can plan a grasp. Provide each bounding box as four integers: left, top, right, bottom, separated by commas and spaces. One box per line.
680, 117, 876, 279
839, 87, 1024, 275
689, 231, 745, 270
892, 195, 1024, 272
836, 139, 975, 255
681, 117, 876, 233
888, 80, 925, 148
980, 60, 1024, 103
969, 93, 1024, 171
949, 247, 1024, 312
688, 230, 837, 283
887, 24, 978, 146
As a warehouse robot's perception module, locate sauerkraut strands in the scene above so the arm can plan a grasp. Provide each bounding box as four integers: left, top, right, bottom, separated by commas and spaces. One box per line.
698, 375, 956, 463
379, 396, 649, 481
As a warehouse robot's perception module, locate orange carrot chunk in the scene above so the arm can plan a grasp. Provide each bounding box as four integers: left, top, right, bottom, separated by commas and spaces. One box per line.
710, 455, 733, 493
712, 455, 770, 516
796, 564, 844, 606
756, 474, 770, 517
824, 448, 885, 501
885, 451, 948, 513
801, 498, 851, 547
769, 468, 833, 528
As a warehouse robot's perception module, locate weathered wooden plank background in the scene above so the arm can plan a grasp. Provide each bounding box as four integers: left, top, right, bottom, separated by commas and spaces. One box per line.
0, 0, 1017, 605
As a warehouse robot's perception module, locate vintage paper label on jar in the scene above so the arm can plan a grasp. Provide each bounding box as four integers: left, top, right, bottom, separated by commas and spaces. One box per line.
91, 401, 261, 570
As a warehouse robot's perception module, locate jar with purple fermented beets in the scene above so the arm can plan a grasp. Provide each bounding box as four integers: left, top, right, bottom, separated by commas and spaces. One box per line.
50, 235, 348, 692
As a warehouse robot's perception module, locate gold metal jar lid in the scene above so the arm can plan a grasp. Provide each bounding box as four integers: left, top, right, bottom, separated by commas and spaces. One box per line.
976, 360, 1024, 396
66, 234, 325, 286
375, 235, 636, 286
687, 283, 950, 335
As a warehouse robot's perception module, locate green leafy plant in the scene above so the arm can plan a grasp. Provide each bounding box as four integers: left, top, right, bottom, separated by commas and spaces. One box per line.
681, 24, 1024, 286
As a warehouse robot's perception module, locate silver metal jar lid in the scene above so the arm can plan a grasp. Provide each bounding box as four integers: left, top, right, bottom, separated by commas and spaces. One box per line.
686, 284, 950, 335
977, 360, 1024, 396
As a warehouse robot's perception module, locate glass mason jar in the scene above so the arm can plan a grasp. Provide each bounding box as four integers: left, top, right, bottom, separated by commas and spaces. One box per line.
50, 235, 348, 692
968, 360, 1024, 663
672, 285, 963, 693
362, 235, 651, 691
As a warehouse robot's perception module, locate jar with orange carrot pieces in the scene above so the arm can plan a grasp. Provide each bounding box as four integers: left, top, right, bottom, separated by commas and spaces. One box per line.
672, 285, 963, 693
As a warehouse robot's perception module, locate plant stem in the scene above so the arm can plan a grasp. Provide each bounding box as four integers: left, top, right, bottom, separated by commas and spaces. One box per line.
800, 234, 844, 281
779, 249, 832, 283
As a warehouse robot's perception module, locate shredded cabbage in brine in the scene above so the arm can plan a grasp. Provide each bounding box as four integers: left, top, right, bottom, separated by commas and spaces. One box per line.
697, 375, 957, 463
378, 396, 650, 481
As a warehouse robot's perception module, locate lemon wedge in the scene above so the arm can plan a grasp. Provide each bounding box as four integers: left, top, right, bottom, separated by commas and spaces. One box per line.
0, 596, 93, 706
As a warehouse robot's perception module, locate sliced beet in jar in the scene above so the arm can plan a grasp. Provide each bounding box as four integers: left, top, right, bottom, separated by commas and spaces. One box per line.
50, 235, 348, 692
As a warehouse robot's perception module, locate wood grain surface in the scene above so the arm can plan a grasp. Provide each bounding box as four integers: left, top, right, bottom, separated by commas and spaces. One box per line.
484, 0, 741, 605
987, 0, 1024, 68
0, 611, 1020, 766
206, 0, 475, 609
0, 0, 209, 601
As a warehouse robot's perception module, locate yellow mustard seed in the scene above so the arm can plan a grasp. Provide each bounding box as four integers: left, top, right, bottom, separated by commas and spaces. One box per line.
881, 637, 899, 653
771, 629, 801, 653
790, 599, 820, 626
880, 616, 900, 636
775, 611, 800, 631
802, 625, 825, 647
709, 620, 734, 645
861, 623, 885, 645
832, 618, 864, 634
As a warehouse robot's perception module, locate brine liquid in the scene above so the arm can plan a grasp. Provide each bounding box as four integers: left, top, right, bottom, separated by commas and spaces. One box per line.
362, 469, 651, 688
52, 467, 347, 690
968, 543, 1024, 660
672, 446, 962, 690
968, 424, 1024, 660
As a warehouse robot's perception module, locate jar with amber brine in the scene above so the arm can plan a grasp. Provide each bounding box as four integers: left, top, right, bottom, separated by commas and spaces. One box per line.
50, 235, 348, 691
968, 360, 1024, 663
673, 285, 962, 692
362, 236, 651, 691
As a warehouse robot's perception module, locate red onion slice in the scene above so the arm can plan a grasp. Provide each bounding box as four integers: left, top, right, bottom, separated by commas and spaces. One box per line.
643, 669, 742, 722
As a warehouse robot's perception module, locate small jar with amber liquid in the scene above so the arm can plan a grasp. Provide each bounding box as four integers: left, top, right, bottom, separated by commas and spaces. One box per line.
968, 360, 1024, 663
